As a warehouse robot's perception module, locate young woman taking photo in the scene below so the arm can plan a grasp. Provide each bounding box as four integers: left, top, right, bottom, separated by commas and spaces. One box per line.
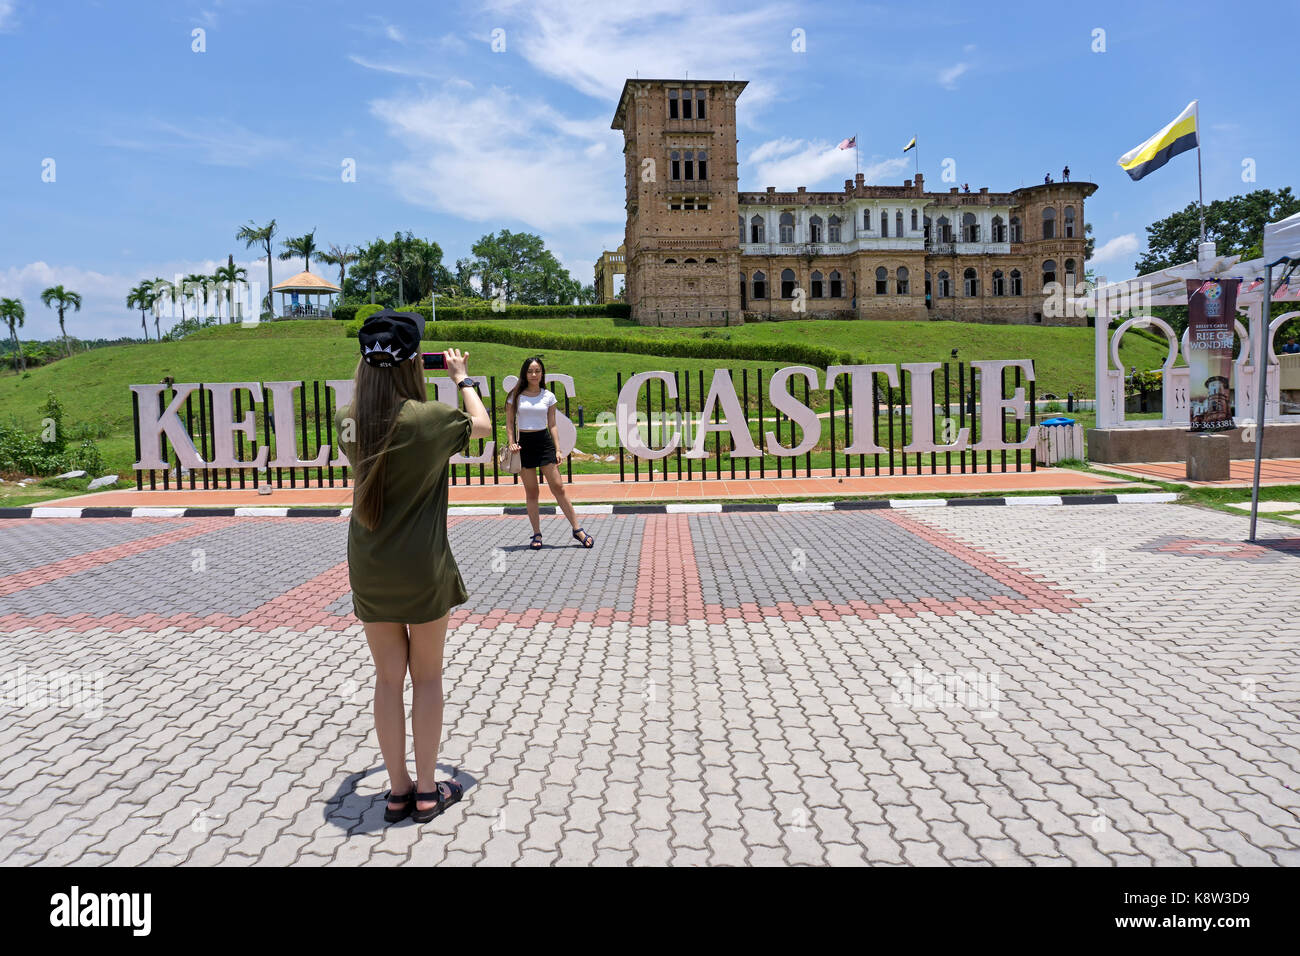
335, 310, 491, 824
505, 355, 595, 550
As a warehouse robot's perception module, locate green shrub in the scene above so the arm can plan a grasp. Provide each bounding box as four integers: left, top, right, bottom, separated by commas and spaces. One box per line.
355, 303, 386, 325
334, 303, 358, 322
0, 394, 110, 477
349, 321, 861, 368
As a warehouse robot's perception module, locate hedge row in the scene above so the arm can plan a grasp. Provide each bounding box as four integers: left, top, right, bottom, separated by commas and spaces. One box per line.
338, 302, 628, 323
346, 319, 861, 369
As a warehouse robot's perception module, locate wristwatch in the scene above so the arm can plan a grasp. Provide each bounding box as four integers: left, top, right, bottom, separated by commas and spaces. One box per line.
455, 378, 480, 394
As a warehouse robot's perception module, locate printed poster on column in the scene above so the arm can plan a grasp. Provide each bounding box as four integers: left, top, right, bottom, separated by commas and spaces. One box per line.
1185, 278, 1239, 431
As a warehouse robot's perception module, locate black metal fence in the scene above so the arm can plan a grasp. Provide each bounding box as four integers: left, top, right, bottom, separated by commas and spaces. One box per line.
132, 363, 1035, 490
613, 362, 1035, 482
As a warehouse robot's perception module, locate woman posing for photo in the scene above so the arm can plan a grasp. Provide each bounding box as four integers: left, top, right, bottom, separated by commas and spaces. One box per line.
505, 355, 595, 550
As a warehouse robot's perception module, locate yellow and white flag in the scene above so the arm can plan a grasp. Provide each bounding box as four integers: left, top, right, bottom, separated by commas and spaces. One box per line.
1117, 101, 1199, 182
902, 136, 916, 153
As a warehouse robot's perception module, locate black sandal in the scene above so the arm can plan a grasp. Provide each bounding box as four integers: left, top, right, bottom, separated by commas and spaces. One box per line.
383, 784, 416, 823
572, 527, 594, 548
412, 779, 464, 823
529, 532, 543, 550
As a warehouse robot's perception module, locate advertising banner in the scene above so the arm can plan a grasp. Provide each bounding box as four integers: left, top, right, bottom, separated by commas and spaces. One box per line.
1185, 278, 1239, 431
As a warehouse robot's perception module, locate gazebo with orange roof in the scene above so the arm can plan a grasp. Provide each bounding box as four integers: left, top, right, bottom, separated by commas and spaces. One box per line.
270, 271, 341, 319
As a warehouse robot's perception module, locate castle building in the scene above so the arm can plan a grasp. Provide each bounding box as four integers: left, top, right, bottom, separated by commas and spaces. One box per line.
609, 78, 1096, 326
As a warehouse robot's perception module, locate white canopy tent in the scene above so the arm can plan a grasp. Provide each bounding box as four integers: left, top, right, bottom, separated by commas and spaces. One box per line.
1250, 211, 1300, 538
1072, 231, 1300, 540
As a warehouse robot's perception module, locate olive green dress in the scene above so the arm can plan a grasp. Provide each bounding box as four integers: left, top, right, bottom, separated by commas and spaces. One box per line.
334, 398, 473, 624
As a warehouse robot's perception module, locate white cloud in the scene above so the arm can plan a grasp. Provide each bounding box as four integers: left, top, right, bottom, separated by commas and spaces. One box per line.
99, 116, 284, 168
346, 54, 442, 80
938, 62, 969, 89
370, 83, 624, 231
0, 256, 295, 341
1090, 233, 1140, 266
744, 138, 909, 190
478, 0, 794, 117
0, 1, 17, 32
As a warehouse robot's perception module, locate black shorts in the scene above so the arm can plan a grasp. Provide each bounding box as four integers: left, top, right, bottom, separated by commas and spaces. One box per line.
518, 428, 557, 469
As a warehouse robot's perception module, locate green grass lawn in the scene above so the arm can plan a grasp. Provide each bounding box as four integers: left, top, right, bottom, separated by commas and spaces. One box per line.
0, 317, 1172, 491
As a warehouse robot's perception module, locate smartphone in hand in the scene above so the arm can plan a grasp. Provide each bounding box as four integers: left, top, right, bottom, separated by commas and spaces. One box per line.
422, 352, 447, 370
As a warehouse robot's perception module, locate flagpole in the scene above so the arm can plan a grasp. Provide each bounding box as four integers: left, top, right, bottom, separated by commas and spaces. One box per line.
1195, 103, 1206, 243
856, 132, 859, 178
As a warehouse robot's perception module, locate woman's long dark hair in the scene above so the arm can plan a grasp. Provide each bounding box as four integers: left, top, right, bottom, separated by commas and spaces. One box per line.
348, 354, 428, 532
507, 355, 546, 407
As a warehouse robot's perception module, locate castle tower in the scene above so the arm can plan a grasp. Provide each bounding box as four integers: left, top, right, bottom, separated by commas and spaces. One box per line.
611, 79, 746, 326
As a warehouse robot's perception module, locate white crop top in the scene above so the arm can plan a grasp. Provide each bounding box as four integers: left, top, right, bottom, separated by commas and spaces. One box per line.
512, 388, 557, 431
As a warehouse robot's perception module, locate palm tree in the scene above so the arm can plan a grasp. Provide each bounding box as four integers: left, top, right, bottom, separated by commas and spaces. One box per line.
1, 297, 25, 371
148, 278, 171, 340
353, 243, 386, 304
315, 243, 358, 303
385, 241, 409, 306
280, 228, 318, 272
213, 255, 247, 324
40, 285, 82, 357
184, 273, 210, 323
126, 282, 154, 341
236, 219, 277, 318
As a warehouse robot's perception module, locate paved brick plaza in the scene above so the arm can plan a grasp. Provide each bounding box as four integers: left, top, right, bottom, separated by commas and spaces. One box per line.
1, 503, 1298, 866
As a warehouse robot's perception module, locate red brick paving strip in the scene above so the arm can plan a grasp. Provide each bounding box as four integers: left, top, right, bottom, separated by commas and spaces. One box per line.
0, 518, 221, 599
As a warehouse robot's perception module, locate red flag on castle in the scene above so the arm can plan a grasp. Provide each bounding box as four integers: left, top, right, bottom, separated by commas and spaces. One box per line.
837, 136, 856, 150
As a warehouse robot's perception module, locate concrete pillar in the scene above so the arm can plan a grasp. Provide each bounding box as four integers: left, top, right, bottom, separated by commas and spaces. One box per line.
1186, 432, 1230, 481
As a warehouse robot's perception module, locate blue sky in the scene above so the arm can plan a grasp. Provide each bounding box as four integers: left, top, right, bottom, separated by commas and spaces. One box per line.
1, 0, 1295, 340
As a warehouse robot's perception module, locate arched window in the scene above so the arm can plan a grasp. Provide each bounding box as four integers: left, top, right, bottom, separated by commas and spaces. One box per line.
875, 266, 888, 294
992, 269, 1005, 296
684, 257, 697, 263
668, 89, 679, 119
911, 209, 919, 231
937, 271, 950, 297
863, 209, 871, 230
923, 216, 932, 242
937, 215, 951, 243
704, 257, 717, 263
811, 270, 824, 298
681, 89, 692, 119
828, 215, 842, 242
750, 215, 765, 243
1064, 206, 1075, 238
779, 212, 794, 244
670, 150, 680, 181
962, 212, 979, 243
696, 89, 706, 120
809, 215, 823, 243
895, 210, 904, 236
829, 270, 843, 297
991, 215, 1005, 243
664, 258, 677, 264
698, 149, 708, 180
1064, 258, 1076, 288
753, 270, 767, 299
880, 210, 889, 237
1042, 260, 1057, 286
964, 267, 979, 296
683, 150, 695, 180
1010, 216, 1021, 242
1042, 207, 1056, 240
896, 267, 909, 294
1010, 269, 1022, 295
781, 268, 797, 298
